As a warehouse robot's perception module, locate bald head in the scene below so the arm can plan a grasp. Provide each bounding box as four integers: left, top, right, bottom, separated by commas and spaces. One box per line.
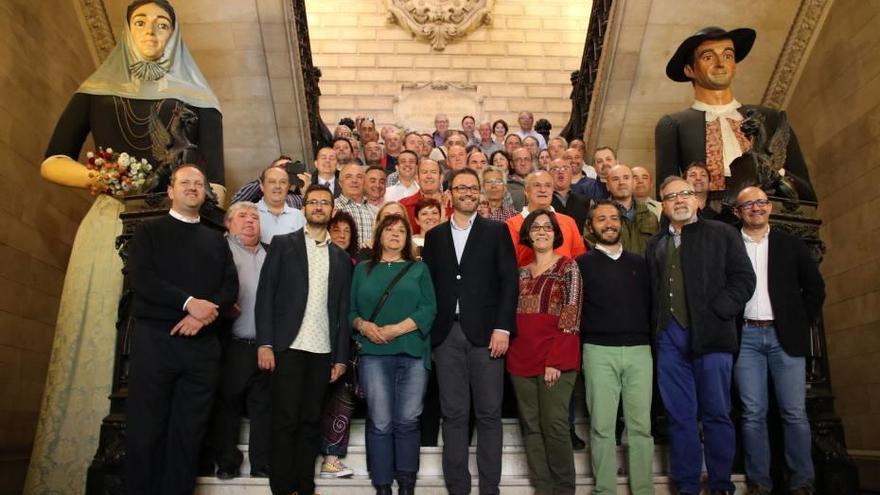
606, 164, 633, 203
735, 186, 772, 230
631, 166, 653, 200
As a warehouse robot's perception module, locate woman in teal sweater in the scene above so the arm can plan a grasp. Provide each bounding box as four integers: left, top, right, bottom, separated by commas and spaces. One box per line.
350, 213, 437, 495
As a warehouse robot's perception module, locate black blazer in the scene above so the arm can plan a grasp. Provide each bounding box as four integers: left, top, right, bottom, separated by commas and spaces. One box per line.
255, 230, 351, 364
646, 218, 756, 356
552, 191, 592, 234
654, 105, 815, 201
746, 229, 825, 357
422, 215, 519, 347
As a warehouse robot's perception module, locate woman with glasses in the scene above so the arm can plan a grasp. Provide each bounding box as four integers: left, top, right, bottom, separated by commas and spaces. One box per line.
507, 209, 583, 495
350, 214, 437, 495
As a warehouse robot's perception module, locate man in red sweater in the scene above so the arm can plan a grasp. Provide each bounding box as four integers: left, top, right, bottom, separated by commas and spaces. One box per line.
506, 170, 587, 266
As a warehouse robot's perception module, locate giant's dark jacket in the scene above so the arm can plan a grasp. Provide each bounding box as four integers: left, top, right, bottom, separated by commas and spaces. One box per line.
743, 229, 825, 357
654, 105, 815, 202
255, 230, 351, 365
646, 218, 756, 355
421, 215, 518, 347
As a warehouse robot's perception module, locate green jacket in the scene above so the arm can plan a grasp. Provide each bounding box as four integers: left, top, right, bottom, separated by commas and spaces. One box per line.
583, 200, 659, 256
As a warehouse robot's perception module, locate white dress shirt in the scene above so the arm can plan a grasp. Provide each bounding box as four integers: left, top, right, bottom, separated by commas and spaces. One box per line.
742, 227, 774, 320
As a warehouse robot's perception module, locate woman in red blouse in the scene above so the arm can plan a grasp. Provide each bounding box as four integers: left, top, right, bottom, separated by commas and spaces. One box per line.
507, 208, 584, 495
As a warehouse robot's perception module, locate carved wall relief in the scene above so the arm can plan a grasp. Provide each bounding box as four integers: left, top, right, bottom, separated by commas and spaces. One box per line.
393, 81, 483, 130
384, 0, 495, 50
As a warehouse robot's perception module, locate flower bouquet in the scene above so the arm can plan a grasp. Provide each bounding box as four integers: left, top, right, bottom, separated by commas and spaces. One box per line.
85, 147, 154, 197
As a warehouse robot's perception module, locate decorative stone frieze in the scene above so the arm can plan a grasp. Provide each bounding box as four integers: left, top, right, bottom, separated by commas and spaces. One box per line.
384, 0, 495, 51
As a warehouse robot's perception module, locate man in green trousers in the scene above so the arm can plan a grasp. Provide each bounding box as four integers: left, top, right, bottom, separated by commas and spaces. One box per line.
575, 200, 655, 495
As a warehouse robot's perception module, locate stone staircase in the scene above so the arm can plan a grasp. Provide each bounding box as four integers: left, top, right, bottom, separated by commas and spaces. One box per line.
194, 418, 746, 494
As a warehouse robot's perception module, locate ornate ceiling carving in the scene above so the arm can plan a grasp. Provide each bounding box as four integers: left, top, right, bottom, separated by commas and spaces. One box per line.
80, 0, 115, 61
762, 0, 831, 109
384, 0, 495, 51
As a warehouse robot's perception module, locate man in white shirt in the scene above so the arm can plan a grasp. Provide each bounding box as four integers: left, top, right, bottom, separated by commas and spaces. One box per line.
514, 111, 547, 149
257, 166, 305, 244
311, 147, 341, 198
385, 150, 420, 202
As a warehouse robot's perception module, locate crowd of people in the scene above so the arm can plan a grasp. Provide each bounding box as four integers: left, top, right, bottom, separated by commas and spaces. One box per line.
30, 2, 822, 493
123, 105, 824, 495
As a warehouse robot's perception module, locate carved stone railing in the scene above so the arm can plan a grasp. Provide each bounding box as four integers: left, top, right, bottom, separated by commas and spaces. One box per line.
560, 0, 613, 143
288, 0, 332, 153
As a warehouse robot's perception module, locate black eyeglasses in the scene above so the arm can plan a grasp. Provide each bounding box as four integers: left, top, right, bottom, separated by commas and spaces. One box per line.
661, 190, 696, 202
738, 199, 771, 209
529, 224, 554, 233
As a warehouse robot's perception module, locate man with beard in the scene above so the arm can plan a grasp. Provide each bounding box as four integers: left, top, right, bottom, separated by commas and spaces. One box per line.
363, 141, 384, 168
256, 184, 352, 495
422, 168, 519, 495
333, 137, 356, 165
683, 162, 716, 218
576, 200, 654, 495
646, 177, 755, 495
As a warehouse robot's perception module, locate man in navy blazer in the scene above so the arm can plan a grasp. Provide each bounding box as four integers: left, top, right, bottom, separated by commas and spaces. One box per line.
422, 168, 518, 495
734, 186, 825, 495
255, 184, 351, 495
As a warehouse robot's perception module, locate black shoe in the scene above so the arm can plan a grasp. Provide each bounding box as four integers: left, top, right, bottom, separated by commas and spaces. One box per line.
709, 491, 734, 495
250, 466, 270, 478
569, 427, 586, 450
216, 467, 239, 480
374, 485, 392, 495
396, 470, 416, 495
745, 484, 771, 495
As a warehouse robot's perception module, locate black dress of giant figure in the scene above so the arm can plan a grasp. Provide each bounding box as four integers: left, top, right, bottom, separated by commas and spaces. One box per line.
25, 1, 223, 492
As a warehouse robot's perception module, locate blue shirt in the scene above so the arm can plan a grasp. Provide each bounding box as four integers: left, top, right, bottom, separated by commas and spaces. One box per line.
257, 199, 305, 244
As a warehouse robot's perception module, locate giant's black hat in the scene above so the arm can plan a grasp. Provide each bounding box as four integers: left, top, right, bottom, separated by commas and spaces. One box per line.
666, 26, 756, 82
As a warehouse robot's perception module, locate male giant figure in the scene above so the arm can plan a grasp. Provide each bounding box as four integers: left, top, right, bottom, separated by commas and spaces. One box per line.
422, 168, 518, 495
256, 184, 352, 495
126, 164, 238, 494
655, 27, 815, 202
734, 187, 825, 495
646, 177, 755, 495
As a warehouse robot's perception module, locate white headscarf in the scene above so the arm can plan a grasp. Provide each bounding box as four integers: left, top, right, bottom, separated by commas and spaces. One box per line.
77, 2, 221, 111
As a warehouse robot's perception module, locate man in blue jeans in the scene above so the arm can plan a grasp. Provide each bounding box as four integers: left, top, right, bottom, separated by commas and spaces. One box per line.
734, 187, 825, 495
646, 177, 755, 495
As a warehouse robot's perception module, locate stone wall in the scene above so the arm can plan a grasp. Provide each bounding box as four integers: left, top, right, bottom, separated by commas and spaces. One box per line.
786, 0, 880, 458
0, 1, 95, 493
305, 0, 589, 132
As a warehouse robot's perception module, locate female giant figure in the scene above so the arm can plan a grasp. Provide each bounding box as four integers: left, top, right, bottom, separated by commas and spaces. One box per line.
26, 1, 223, 492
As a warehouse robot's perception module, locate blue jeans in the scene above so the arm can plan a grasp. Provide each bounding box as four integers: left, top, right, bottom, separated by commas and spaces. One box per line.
360, 354, 429, 486
734, 324, 814, 490
657, 319, 735, 494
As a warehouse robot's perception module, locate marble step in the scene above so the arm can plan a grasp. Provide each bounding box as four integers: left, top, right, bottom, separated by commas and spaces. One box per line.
238, 418, 591, 447
219, 443, 671, 478
195, 474, 748, 494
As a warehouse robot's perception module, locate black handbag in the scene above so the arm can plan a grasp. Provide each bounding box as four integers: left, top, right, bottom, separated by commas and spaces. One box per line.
349, 261, 415, 398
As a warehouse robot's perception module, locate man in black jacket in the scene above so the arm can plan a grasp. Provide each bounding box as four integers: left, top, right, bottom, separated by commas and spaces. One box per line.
422, 168, 518, 495
126, 164, 239, 495
255, 184, 352, 495
733, 187, 825, 495
646, 176, 756, 495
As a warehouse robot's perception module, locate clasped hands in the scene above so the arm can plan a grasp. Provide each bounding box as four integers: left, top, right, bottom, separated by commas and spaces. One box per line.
359, 320, 405, 344
171, 297, 219, 336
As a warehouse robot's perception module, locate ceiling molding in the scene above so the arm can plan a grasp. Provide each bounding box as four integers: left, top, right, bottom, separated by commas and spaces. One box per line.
762, 0, 833, 109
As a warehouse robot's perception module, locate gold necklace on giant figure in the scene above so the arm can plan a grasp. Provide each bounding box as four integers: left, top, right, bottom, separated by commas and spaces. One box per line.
112, 97, 175, 152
